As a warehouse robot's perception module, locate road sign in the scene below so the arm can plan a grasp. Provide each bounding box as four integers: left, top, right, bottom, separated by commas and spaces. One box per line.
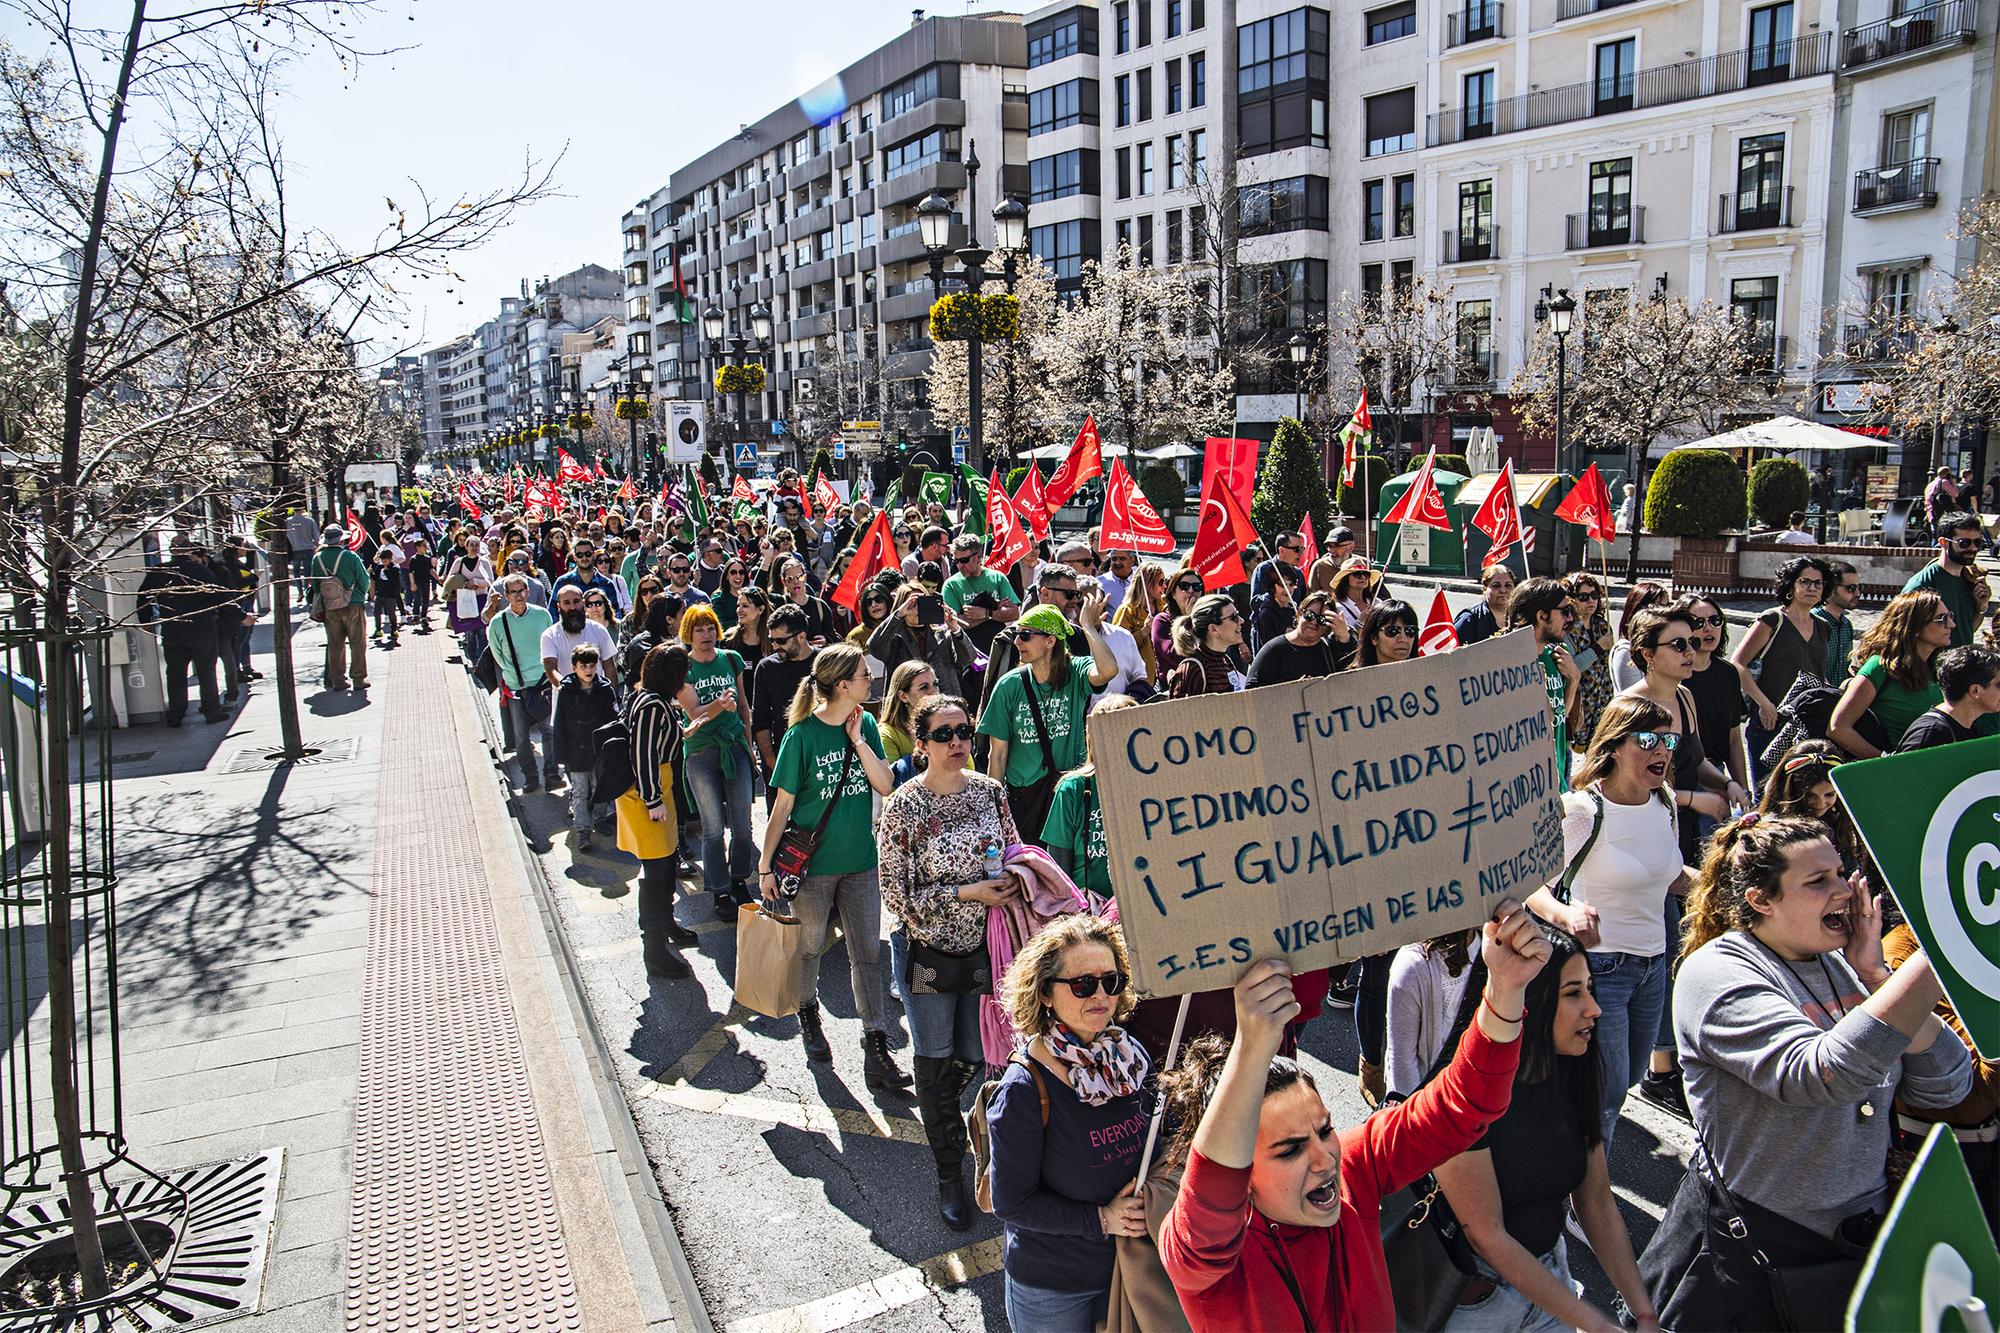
667, 401, 706, 464
1834, 737, 2000, 1058
771, 419, 788, 436
733, 443, 759, 472
832, 437, 847, 461
1848, 1123, 2000, 1331
952, 443, 966, 465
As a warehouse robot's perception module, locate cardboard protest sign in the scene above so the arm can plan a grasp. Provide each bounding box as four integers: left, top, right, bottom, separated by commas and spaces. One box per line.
1089, 630, 1565, 998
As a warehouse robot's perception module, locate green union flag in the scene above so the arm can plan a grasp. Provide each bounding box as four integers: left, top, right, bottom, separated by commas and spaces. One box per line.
1833, 736, 2000, 1059
1847, 1124, 2000, 1330
919, 470, 952, 509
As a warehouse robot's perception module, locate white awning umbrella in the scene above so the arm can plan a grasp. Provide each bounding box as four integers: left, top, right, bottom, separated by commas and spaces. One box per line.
1023, 440, 1130, 459
1656, 415, 1891, 459
1140, 442, 1203, 460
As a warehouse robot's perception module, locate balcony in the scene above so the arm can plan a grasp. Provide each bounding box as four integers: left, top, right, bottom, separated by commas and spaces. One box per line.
1428, 31, 1833, 146
1843, 0, 1978, 70
1556, 0, 1640, 18
1441, 225, 1501, 263
1566, 206, 1646, 250
1843, 323, 1917, 362
1854, 157, 1940, 213
1717, 185, 1794, 233
1741, 334, 1790, 377
1447, 2, 1504, 45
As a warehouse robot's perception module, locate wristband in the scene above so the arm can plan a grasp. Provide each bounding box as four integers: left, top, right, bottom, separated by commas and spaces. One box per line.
759, 869, 776, 879
1481, 995, 1526, 1025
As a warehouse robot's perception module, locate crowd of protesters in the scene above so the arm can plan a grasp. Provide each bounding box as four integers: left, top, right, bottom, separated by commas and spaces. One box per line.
143, 463, 2000, 1331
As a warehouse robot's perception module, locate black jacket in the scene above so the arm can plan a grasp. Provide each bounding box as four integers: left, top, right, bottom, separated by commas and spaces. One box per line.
139, 557, 233, 644
867, 618, 977, 699
552, 675, 620, 771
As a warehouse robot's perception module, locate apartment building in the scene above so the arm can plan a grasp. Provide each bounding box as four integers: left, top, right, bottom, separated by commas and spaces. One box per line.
1022, 1, 1106, 297
620, 14, 1028, 467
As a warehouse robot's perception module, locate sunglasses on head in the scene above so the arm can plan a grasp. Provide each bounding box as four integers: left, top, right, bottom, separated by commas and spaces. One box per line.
1630, 731, 1681, 752
920, 722, 977, 744
1781, 752, 1841, 773
1050, 971, 1128, 999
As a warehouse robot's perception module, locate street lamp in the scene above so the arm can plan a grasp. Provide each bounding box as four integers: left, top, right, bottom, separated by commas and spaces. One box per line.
1537, 286, 1576, 475
921, 142, 1030, 468
704, 304, 770, 472
1287, 330, 1312, 423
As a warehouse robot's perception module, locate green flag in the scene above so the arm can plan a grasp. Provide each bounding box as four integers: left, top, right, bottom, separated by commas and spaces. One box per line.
884, 477, 903, 512
685, 467, 709, 528
919, 470, 951, 509
733, 499, 761, 523
1847, 1124, 2000, 1330
957, 463, 989, 538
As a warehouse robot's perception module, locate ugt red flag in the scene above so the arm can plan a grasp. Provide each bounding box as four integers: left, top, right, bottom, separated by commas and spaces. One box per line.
1044, 415, 1104, 511
1384, 449, 1452, 531
556, 448, 592, 486
1099, 458, 1177, 554
1189, 468, 1261, 590
1011, 465, 1051, 540
615, 477, 637, 502
593, 459, 608, 480
731, 474, 756, 505
813, 471, 840, 515
985, 468, 1034, 575
1470, 459, 1524, 562
1419, 589, 1461, 656
457, 483, 483, 524
1555, 462, 1618, 542
1299, 513, 1320, 568
829, 509, 894, 613
344, 509, 369, 552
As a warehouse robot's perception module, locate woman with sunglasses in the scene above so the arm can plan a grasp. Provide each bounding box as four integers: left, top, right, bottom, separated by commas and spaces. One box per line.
1828, 589, 1952, 757
1607, 583, 1672, 692
1526, 695, 1688, 1142
710, 559, 751, 631
1729, 557, 1831, 790
987, 914, 1152, 1330
1334, 557, 1382, 633
1167, 593, 1249, 698
1246, 590, 1353, 687
582, 590, 619, 647
622, 576, 664, 642
878, 693, 1022, 1231
777, 557, 835, 646
979, 598, 1121, 839
1151, 564, 1206, 682
1111, 562, 1167, 684
1681, 595, 1750, 805
846, 582, 895, 648
1563, 574, 1616, 750
1357, 598, 1419, 668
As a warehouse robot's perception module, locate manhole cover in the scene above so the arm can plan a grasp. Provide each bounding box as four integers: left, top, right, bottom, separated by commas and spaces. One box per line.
223, 736, 360, 774
0, 1148, 283, 1329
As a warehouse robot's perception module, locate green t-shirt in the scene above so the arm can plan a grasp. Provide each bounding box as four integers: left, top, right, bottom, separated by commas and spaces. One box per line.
941, 567, 1018, 613
683, 649, 747, 754
1041, 772, 1108, 899
1539, 645, 1571, 787
711, 589, 740, 631
770, 712, 884, 875
489, 605, 555, 692
978, 657, 1097, 787
1857, 654, 1943, 745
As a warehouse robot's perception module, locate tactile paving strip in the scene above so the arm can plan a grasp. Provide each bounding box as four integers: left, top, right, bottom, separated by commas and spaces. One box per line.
341, 652, 582, 1331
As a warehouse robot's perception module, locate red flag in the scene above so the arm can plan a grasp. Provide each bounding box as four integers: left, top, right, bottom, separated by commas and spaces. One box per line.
556, 448, 592, 486
1419, 590, 1461, 656
503, 476, 518, 506
985, 468, 1034, 574
1011, 465, 1051, 540
1384, 449, 1452, 532
813, 472, 840, 515
731, 474, 756, 505
1554, 462, 1618, 542
1470, 459, 1524, 562
344, 509, 368, 552
616, 477, 637, 502
1299, 513, 1319, 569
1202, 436, 1260, 516
1044, 415, 1104, 511
830, 509, 894, 613
1340, 392, 1373, 487
1099, 458, 1178, 554
1189, 468, 1261, 590
593, 459, 608, 480
457, 483, 483, 524
795, 481, 814, 520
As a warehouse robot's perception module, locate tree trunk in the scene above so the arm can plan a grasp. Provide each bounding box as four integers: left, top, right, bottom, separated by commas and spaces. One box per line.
267, 436, 305, 758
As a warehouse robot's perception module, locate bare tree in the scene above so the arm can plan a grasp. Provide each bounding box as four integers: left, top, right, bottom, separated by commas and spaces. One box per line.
1322, 276, 1481, 467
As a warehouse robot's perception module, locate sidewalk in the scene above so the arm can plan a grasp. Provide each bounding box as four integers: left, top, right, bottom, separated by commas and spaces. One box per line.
61, 615, 683, 1329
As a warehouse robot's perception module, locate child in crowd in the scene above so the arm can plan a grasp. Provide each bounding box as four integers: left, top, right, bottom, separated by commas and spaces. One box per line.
552, 644, 619, 851
371, 545, 406, 645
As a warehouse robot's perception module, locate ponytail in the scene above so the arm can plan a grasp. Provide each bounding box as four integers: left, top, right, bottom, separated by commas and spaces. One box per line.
1679, 814, 1830, 964
787, 643, 867, 729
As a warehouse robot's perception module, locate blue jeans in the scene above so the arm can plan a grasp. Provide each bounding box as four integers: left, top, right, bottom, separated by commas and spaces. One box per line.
1003, 1273, 1106, 1332
505, 692, 546, 786
1441, 1238, 1577, 1332
566, 767, 608, 833
1657, 894, 1686, 1052
888, 929, 985, 1062
1587, 950, 1668, 1141
684, 743, 757, 892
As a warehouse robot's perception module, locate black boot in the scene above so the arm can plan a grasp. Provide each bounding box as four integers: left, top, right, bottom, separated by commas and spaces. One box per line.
863, 1028, 913, 1091
660, 890, 697, 946
642, 933, 689, 980
914, 1056, 972, 1230
796, 1001, 833, 1063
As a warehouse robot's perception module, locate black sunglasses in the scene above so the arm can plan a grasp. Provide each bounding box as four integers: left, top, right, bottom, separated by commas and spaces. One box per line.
1175, 580, 1203, 594
1377, 622, 1416, 639
920, 722, 977, 744
1652, 635, 1696, 655
1049, 971, 1128, 999
1686, 613, 1725, 629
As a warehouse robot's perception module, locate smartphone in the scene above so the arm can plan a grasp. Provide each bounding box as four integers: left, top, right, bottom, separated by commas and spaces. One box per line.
917, 593, 945, 627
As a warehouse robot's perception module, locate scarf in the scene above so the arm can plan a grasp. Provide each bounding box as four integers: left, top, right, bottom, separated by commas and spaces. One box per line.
1042, 1020, 1151, 1107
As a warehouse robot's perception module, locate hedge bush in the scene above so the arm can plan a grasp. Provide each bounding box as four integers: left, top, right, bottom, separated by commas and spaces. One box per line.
1645, 448, 1747, 538
807, 446, 835, 488
1139, 461, 1186, 517
1433, 453, 1472, 478
1748, 457, 1809, 529
1333, 455, 1394, 519
1253, 418, 1336, 542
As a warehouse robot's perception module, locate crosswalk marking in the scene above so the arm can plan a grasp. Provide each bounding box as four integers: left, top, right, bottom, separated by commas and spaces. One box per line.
724, 1237, 1005, 1333
655, 1004, 759, 1086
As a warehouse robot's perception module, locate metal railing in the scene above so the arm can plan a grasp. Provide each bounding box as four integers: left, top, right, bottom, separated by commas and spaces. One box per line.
1741, 333, 1789, 376
1717, 185, 1794, 232
1428, 31, 1833, 146
1843, 0, 1978, 68
1447, 2, 1504, 45
1566, 205, 1646, 250
1843, 324, 1918, 361
1441, 225, 1501, 263
1854, 157, 1941, 211
1556, 0, 1639, 19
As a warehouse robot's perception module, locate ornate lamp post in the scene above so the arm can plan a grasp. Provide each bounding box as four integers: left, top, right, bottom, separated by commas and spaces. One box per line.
1536, 286, 1577, 475
1287, 330, 1312, 424
918, 142, 1030, 470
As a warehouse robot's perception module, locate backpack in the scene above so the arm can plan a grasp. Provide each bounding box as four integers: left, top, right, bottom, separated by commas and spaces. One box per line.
969, 1053, 1047, 1213
590, 715, 636, 802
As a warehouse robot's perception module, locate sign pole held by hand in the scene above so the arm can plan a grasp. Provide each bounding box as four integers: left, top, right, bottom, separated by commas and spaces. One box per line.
1131, 993, 1192, 1188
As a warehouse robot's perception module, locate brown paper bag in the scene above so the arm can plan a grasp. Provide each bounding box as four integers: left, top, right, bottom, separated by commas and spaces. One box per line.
733, 902, 808, 1018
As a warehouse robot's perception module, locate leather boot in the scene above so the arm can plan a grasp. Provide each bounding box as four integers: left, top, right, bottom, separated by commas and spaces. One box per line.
642, 933, 689, 980
796, 1001, 832, 1063
862, 1029, 914, 1091
914, 1057, 972, 1231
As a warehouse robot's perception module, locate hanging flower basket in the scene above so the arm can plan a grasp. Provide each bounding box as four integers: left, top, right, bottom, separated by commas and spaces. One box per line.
714, 363, 766, 395
538, 424, 560, 439
615, 397, 650, 421
568, 412, 593, 432
929, 292, 1020, 342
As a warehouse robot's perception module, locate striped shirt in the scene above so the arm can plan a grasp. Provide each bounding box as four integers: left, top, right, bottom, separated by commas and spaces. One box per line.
627, 690, 684, 808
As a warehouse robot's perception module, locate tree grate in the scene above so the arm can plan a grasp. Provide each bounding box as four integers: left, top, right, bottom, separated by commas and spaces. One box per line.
223, 736, 360, 773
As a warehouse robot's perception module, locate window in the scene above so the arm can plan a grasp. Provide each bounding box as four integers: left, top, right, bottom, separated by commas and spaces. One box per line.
1029, 219, 1101, 287
1139, 67, 1153, 120
1238, 8, 1328, 93
1464, 69, 1495, 138
859, 214, 876, 249
1192, 0, 1205, 27
883, 128, 959, 180
1884, 105, 1932, 165
1167, 209, 1184, 264
1030, 150, 1099, 203
1581, 288, 1626, 355
883, 66, 942, 120
1363, 179, 1385, 241
1189, 129, 1208, 181
1138, 215, 1155, 265
1364, 89, 1416, 156
1748, 2, 1793, 85
1169, 0, 1183, 37
1166, 135, 1184, 189
1189, 204, 1208, 256
1730, 277, 1779, 366
1029, 78, 1098, 135
1237, 259, 1329, 331
1139, 0, 1152, 45
1117, 75, 1132, 127
1391, 259, 1414, 297
1366, 1, 1416, 44
1028, 9, 1096, 65
1457, 300, 1494, 380
1588, 157, 1633, 243
1393, 175, 1415, 236
1168, 59, 1183, 113
1116, 1, 1131, 52
1116, 219, 1133, 254
1870, 268, 1919, 320
1456, 179, 1494, 259
1735, 134, 1786, 228
1361, 263, 1384, 312
1116, 146, 1132, 199
860, 160, 875, 190
1238, 176, 1330, 236
1190, 51, 1207, 106
1594, 39, 1635, 115
1138, 141, 1156, 194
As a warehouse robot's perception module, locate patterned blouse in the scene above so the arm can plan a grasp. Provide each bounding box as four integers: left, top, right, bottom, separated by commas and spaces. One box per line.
876, 772, 1020, 954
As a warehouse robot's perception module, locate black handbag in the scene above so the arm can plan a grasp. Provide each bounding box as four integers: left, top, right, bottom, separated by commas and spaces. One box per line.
472, 641, 501, 692
905, 939, 991, 995
1380, 1174, 1476, 1333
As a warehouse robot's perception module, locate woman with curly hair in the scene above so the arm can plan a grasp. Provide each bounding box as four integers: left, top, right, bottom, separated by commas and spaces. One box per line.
1828, 589, 1951, 756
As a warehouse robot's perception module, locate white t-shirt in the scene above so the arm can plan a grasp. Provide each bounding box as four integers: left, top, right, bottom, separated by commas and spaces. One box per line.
1772, 529, 1815, 545
539, 620, 617, 681
1560, 785, 1682, 957
1096, 622, 1150, 697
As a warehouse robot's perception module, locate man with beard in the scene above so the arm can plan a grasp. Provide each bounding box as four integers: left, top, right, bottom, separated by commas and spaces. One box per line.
539, 587, 619, 691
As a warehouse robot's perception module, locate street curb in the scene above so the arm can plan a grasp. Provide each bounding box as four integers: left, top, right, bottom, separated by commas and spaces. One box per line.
456, 670, 715, 1333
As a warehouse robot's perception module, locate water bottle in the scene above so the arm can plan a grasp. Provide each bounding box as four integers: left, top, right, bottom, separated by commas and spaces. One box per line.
983, 838, 1005, 884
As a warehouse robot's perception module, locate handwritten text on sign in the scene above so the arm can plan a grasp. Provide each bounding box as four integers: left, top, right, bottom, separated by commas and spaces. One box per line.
1089, 630, 1565, 998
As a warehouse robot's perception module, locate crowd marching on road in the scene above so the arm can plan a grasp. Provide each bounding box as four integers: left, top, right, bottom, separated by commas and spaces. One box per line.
141, 433, 2000, 1333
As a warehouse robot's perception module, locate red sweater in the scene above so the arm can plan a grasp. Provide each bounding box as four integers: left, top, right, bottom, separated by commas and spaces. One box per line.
1161, 1022, 1520, 1332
